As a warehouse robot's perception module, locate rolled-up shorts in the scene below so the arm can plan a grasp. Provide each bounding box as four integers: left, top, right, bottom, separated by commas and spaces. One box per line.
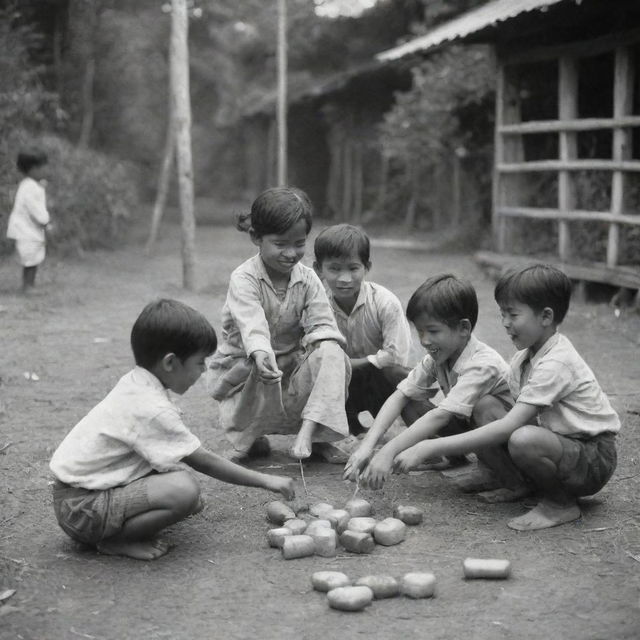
15, 240, 45, 267
556, 431, 617, 496
52, 476, 152, 546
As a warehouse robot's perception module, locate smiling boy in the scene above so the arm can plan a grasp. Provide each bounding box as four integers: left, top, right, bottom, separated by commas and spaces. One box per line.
392, 265, 620, 531
347, 274, 525, 497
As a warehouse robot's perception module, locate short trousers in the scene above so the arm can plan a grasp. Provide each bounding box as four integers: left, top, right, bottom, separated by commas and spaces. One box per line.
52, 476, 152, 546
556, 431, 617, 496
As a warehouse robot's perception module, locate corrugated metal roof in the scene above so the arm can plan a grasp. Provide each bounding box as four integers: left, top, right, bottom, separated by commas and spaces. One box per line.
377, 0, 569, 61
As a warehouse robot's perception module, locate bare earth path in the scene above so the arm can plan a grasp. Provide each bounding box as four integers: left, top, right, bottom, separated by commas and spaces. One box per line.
1, 223, 639, 640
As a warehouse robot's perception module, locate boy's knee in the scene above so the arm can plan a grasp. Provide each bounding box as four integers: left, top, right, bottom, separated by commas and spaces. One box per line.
472, 396, 508, 426
164, 471, 201, 515
507, 425, 540, 460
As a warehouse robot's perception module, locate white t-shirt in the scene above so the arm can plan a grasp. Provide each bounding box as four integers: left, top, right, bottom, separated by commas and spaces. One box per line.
50, 367, 201, 490
6, 177, 50, 242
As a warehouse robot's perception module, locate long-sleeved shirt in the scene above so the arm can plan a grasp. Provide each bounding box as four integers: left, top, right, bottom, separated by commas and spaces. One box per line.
214, 254, 345, 361
6, 177, 50, 242
327, 280, 411, 369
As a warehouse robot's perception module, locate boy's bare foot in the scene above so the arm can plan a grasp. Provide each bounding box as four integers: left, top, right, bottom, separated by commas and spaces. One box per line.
290, 420, 317, 459
96, 537, 170, 560
417, 455, 470, 472
477, 485, 533, 504
507, 500, 581, 531
450, 468, 501, 493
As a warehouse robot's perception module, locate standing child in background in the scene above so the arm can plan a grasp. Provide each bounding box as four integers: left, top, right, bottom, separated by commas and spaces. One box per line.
50, 299, 294, 561
392, 265, 619, 531
313, 224, 431, 460
6, 148, 51, 293
207, 187, 351, 462
345, 274, 526, 501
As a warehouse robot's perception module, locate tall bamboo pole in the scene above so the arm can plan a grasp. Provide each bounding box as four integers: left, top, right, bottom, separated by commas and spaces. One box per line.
171, 0, 196, 289
276, 0, 287, 186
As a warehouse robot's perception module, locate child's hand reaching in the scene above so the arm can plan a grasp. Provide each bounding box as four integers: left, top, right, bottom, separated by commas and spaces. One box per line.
361, 450, 394, 490
253, 350, 283, 385
392, 444, 427, 474
343, 442, 374, 482
267, 475, 296, 500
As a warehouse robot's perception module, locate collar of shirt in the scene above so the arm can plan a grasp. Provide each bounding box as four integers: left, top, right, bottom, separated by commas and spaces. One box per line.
527, 330, 560, 370
252, 254, 304, 294
448, 333, 481, 375
327, 281, 369, 319
131, 366, 172, 400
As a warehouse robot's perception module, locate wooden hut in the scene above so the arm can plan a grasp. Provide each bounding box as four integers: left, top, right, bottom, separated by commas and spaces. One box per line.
240, 60, 413, 220
379, 0, 640, 298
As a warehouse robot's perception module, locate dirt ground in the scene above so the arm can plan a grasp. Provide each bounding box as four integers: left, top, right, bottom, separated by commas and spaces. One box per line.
1, 219, 639, 640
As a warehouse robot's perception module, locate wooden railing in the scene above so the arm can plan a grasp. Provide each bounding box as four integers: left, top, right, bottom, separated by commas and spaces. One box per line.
493, 45, 640, 269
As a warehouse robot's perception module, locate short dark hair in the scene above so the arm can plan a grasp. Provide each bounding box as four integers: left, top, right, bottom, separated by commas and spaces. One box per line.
236, 186, 313, 237
494, 263, 572, 324
314, 224, 371, 268
406, 274, 478, 330
17, 148, 48, 175
131, 299, 217, 369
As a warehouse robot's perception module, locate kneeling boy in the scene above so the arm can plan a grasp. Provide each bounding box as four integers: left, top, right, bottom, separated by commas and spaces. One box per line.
393, 265, 619, 531
345, 274, 525, 496
50, 299, 294, 560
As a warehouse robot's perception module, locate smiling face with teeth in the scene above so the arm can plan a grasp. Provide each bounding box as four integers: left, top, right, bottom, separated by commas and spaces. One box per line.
411, 312, 472, 368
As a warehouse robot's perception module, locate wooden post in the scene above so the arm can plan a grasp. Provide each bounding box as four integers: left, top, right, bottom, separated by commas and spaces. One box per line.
451, 152, 462, 228
352, 141, 363, 223
171, 0, 196, 290
609, 46, 634, 268
266, 118, 277, 187
558, 56, 577, 262
494, 64, 524, 252
341, 137, 352, 220
146, 103, 175, 254
276, 0, 287, 186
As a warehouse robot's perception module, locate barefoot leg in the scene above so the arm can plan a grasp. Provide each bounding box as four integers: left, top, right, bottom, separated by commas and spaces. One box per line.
290, 419, 317, 459
96, 537, 170, 560
507, 498, 581, 531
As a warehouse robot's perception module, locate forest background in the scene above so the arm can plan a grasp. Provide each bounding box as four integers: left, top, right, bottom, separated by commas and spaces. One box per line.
0, 0, 490, 256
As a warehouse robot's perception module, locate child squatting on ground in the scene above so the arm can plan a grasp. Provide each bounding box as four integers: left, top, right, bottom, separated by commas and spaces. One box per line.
344, 274, 526, 502
49, 299, 295, 561
390, 265, 620, 531
206, 186, 351, 462
313, 224, 432, 460
5, 148, 51, 293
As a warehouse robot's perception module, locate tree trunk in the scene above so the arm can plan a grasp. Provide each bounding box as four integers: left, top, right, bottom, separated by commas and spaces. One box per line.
276, 0, 287, 186
375, 152, 388, 217
145, 106, 175, 254
171, 0, 196, 290
404, 161, 418, 230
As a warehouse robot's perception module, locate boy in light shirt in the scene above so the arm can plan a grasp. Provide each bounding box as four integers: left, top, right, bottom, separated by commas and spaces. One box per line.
50, 299, 294, 560
344, 273, 525, 498
393, 264, 619, 531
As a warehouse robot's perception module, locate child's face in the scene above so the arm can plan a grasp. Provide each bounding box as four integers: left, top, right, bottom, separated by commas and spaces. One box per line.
253, 219, 307, 279
499, 300, 550, 352
412, 312, 470, 367
28, 164, 47, 181
164, 350, 209, 395
317, 252, 367, 307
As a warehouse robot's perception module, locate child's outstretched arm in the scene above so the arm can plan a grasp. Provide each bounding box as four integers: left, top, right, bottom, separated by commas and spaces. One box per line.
343, 389, 409, 481
360, 406, 452, 490
393, 402, 538, 474
183, 447, 295, 499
